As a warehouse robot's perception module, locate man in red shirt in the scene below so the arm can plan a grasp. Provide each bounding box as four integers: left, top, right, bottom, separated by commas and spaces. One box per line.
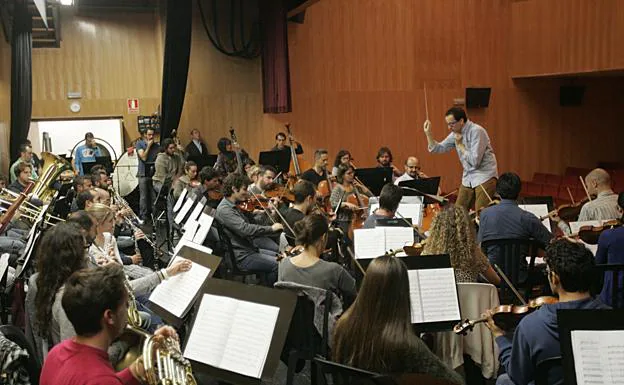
40, 265, 178, 385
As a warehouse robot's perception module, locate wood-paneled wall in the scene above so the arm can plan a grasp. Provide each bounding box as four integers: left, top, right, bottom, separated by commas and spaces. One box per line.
31, 7, 163, 145
0, 35, 10, 172
511, 0, 624, 77
276, 0, 624, 192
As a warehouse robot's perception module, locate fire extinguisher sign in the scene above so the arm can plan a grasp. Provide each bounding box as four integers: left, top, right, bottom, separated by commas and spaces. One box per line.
127, 98, 140, 114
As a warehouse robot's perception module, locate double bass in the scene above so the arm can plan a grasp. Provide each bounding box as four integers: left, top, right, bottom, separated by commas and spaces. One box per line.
229, 128, 244, 174
285, 124, 310, 177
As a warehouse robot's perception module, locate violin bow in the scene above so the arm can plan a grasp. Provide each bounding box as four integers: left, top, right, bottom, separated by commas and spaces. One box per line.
479, 184, 493, 204
566, 187, 575, 204
345, 245, 366, 276
579, 176, 592, 201
424, 82, 430, 121
249, 190, 297, 239
267, 198, 298, 241
395, 211, 427, 240
493, 264, 527, 305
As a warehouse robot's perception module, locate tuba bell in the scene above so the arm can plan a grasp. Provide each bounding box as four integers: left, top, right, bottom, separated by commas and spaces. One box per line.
31, 152, 71, 203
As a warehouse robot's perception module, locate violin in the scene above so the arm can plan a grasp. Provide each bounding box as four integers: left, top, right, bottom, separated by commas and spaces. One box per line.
236, 195, 271, 212
539, 196, 591, 222
454, 296, 559, 335
264, 185, 295, 202
277, 245, 304, 262
572, 219, 622, 245
207, 189, 223, 201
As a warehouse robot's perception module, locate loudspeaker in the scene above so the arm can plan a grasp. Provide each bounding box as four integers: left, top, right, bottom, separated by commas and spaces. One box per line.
560, 85, 585, 106
465, 88, 491, 108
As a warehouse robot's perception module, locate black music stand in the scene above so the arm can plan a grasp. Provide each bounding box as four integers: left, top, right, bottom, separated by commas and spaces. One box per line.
95, 156, 113, 174
183, 279, 297, 385
399, 177, 441, 204
375, 218, 413, 227
519, 196, 555, 212
258, 150, 291, 175
189, 154, 218, 171
558, 309, 624, 385
147, 244, 221, 327
354, 167, 393, 196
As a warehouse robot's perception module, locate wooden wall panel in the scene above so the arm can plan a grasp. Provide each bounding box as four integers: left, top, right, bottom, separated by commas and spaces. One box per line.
31, 8, 163, 145
511, 0, 624, 77
279, 0, 624, 193
0, 36, 10, 173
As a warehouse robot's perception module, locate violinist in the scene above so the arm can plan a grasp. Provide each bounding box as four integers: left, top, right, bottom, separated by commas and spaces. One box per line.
332, 150, 352, 177
213, 137, 250, 176
478, 173, 553, 282
423, 205, 500, 285
271, 132, 303, 154
595, 192, 624, 307
375, 147, 402, 180
300, 149, 330, 187
172, 160, 199, 200
394, 156, 429, 185
552, 168, 620, 234
484, 239, 609, 385
281, 180, 317, 246
424, 107, 498, 212
214, 173, 283, 285
197, 167, 223, 210
362, 183, 402, 228
330, 164, 373, 237
248, 165, 276, 195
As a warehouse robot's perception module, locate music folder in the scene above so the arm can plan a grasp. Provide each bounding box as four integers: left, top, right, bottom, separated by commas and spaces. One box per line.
147, 244, 221, 327
183, 279, 297, 385
258, 150, 291, 175
354, 167, 393, 196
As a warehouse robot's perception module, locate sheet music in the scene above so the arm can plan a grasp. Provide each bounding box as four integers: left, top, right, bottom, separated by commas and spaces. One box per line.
149, 256, 211, 318
396, 204, 424, 226
518, 204, 551, 232
184, 294, 280, 379
175, 196, 196, 224
173, 238, 213, 257
182, 220, 199, 240
354, 228, 386, 259
0, 254, 9, 283
188, 198, 207, 222
408, 268, 460, 324
193, 213, 215, 245
384, 227, 415, 251
173, 188, 188, 212
572, 330, 624, 385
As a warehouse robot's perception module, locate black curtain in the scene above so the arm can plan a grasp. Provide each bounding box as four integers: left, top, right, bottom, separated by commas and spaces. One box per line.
160, 0, 192, 139
259, 0, 292, 113
10, 1, 33, 161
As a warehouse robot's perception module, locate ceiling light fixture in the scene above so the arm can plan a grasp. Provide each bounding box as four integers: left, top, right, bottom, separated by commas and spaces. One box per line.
59, 0, 74, 5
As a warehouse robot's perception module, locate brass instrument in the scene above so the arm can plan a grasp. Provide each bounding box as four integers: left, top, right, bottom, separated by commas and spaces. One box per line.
0, 189, 65, 227
32, 152, 71, 203
118, 280, 197, 385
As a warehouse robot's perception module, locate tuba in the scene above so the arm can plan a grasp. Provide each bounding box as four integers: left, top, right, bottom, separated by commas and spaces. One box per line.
32, 152, 71, 203
116, 280, 197, 385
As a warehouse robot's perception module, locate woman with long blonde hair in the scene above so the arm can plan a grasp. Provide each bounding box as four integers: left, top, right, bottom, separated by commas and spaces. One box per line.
423, 204, 500, 284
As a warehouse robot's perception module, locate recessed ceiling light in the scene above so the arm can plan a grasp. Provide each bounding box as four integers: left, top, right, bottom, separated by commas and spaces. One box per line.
60, 0, 74, 5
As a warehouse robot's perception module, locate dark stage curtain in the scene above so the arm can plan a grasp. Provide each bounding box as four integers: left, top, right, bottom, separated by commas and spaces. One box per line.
259, 0, 292, 114
160, 0, 192, 139
10, 1, 33, 162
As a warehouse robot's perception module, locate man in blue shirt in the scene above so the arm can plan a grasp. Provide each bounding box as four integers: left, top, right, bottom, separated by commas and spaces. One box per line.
424, 107, 498, 212
484, 239, 609, 385
478, 172, 553, 281
135, 128, 160, 221
595, 192, 624, 306
72, 132, 102, 176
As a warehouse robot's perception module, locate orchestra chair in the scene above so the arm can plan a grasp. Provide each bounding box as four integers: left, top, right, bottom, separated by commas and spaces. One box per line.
275, 287, 333, 385
534, 356, 562, 385
433, 283, 500, 381
0, 324, 41, 385
594, 264, 624, 309
480, 239, 543, 302
213, 221, 268, 284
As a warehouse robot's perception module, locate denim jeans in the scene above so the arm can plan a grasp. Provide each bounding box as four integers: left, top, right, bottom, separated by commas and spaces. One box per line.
138, 176, 155, 220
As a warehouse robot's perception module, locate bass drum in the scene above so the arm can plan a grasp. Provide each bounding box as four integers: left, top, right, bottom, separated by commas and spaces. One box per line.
112, 151, 139, 196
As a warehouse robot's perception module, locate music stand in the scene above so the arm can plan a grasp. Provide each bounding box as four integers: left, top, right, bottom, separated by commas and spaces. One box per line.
354, 167, 393, 196
183, 279, 297, 385
375, 218, 413, 227
258, 150, 291, 175
558, 309, 624, 385
95, 156, 113, 174
189, 154, 218, 170
399, 177, 441, 204
519, 195, 555, 212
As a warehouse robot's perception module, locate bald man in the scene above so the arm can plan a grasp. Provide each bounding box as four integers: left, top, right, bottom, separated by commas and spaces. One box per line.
552, 168, 620, 233
394, 156, 429, 185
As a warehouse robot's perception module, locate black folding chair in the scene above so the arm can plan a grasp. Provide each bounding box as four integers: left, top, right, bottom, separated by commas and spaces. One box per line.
213, 221, 267, 284
534, 356, 562, 385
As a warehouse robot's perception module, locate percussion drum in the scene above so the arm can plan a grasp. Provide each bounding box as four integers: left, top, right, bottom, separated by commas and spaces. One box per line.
113, 151, 139, 197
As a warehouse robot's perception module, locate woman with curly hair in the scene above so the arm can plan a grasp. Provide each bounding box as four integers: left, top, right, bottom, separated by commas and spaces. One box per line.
422, 204, 500, 284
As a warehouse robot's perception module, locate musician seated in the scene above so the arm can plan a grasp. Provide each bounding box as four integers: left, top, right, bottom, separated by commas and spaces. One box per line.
553, 168, 620, 234
172, 160, 199, 200
332, 149, 352, 177
90, 187, 112, 206
69, 175, 93, 212
7, 162, 33, 194
333, 255, 463, 384
330, 164, 373, 237
595, 192, 624, 307
248, 165, 276, 196
152, 138, 184, 196
423, 205, 500, 285
280, 180, 317, 246
214, 137, 250, 175
484, 239, 609, 385
394, 156, 429, 185
362, 183, 402, 228
278, 214, 356, 305
215, 173, 283, 285
40, 264, 180, 385
90, 170, 110, 189
375, 146, 402, 180
75, 190, 95, 211
197, 166, 223, 209
300, 149, 330, 187
478, 173, 553, 281
271, 131, 303, 154
9, 143, 38, 183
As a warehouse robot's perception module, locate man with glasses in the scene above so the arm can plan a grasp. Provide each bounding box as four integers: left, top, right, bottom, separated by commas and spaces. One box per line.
423, 107, 498, 212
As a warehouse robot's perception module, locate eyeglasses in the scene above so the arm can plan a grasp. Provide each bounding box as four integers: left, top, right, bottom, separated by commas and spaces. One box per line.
447, 121, 459, 127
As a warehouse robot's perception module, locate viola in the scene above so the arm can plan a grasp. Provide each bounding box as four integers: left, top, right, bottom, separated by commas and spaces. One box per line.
453, 296, 559, 335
